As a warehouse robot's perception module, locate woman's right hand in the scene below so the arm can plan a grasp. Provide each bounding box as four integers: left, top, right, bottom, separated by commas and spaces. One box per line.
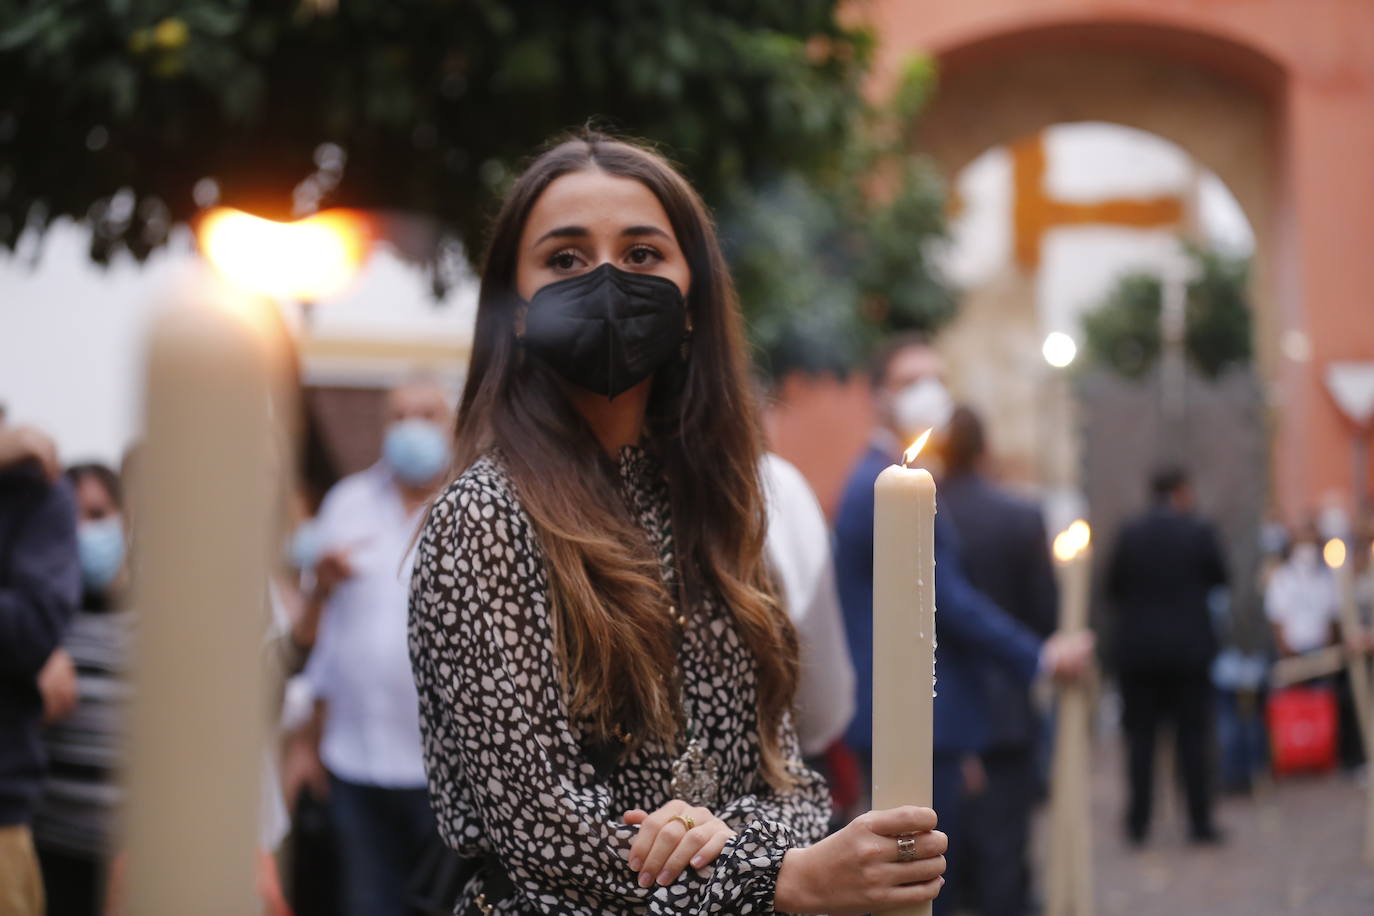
773, 805, 946, 915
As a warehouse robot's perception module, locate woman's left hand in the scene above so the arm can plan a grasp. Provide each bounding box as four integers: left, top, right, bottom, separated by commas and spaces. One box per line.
623, 800, 735, 888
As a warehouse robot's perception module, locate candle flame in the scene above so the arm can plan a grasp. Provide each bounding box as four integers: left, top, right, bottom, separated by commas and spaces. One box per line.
903, 429, 933, 466
1324, 537, 1347, 569
198, 207, 370, 302
1068, 519, 1091, 550
1053, 519, 1092, 562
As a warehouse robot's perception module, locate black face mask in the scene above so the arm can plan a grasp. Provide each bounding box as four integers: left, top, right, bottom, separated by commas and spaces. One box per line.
522, 262, 688, 399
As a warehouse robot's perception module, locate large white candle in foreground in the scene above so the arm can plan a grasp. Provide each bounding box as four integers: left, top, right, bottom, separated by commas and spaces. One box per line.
873, 429, 937, 916
124, 276, 282, 913
1048, 520, 1093, 916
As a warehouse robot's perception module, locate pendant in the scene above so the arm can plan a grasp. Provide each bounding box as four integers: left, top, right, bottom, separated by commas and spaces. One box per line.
670, 738, 720, 807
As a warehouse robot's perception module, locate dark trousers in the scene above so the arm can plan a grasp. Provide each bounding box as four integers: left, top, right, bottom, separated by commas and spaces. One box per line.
1119, 669, 1216, 838
951, 744, 1037, 916
290, 787, 342, 916
1215, 687, 1267, 793
329, 774, 439, 916
37, 846, 102, 916
930, 752, 962, 916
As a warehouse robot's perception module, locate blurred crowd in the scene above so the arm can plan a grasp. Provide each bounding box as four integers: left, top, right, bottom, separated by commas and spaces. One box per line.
1, 333, 1372, 916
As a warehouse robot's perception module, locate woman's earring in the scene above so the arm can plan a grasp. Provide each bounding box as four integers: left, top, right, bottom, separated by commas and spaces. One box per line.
681, 315, 693, 362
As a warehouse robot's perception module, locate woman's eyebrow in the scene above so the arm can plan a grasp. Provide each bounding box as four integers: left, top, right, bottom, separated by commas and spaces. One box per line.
532, 225, 588, 246
532, 224, 671, 246
621, 225, 670, 240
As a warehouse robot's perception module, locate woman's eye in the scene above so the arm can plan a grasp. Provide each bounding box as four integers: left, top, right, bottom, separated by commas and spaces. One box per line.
548, 250, 582, 271
626, 245, 662, 266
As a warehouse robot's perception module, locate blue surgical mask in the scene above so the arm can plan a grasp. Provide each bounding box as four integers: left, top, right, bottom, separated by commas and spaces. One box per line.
287, 520, 323, 571
78, 517, 126, 592
383, 419, 451, 486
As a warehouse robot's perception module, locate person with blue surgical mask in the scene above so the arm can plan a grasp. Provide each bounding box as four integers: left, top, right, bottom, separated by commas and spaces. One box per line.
32, 462, 133, 916
295, 375, 454, 916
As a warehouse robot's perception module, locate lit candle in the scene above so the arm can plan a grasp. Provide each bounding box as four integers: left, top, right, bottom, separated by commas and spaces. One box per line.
123, 274, 284, 912
1326, 537, 1374, 864
872, 429, 936, 916
1048, 521, 1092, 916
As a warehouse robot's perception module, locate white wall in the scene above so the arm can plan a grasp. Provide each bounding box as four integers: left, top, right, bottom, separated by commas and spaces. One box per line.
0, 219, 477, 468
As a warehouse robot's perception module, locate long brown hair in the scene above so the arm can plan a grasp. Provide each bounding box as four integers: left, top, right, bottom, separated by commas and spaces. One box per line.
451, 132, 799, 787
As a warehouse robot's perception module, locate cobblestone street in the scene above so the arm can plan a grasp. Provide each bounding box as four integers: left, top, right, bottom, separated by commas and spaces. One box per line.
1028, 720, 1374, 914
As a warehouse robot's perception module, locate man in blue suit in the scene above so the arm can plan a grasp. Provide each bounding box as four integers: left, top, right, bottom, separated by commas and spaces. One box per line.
834, 334, 1091, 913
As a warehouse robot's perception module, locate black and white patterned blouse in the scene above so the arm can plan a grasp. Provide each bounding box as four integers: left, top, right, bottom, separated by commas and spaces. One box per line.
408, 447, 830, 914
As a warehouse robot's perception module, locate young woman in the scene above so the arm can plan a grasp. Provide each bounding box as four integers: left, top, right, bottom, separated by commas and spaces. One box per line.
408, 133, 946, 915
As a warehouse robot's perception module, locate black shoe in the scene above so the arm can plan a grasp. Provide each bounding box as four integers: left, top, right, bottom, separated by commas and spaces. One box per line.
1125, 823, 1148, 848
1189, 825, 1226, 845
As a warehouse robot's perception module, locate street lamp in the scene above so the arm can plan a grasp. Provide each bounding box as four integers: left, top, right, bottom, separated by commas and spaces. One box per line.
1324, 360, 1374, 520
1039, 332, 1080, 520
1043, 331, 1078, 369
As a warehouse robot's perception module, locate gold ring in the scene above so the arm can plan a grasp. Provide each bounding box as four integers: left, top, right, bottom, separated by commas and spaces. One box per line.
896, 833, 919, 862
671, 813, 696, 831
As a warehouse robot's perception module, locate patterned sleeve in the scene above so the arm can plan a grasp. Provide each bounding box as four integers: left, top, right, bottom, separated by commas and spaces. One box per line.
704, 712, 832, 910
408, 470, 824, 914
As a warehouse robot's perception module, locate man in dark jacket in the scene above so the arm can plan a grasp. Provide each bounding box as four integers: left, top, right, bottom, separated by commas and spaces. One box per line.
1107, 466, 1228, 845
0, 419, 80, 914
939, 406, 1058, 916
834, 334, 1092, 914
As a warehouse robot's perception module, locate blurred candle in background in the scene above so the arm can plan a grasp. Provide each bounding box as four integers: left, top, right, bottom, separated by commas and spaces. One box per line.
1326, 537, 1374, 864
1048, 520, 1093, 916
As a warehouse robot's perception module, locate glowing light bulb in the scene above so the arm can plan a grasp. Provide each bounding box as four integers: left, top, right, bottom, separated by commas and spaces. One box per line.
1043, 332, 1078, 369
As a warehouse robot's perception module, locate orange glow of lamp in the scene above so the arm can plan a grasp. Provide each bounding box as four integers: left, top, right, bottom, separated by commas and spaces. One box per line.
197, 208, 370, 304
1324, 537, 1348, 570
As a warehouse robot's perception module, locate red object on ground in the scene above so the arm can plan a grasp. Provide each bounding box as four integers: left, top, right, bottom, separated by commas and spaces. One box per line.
1267, 685, 1338, 775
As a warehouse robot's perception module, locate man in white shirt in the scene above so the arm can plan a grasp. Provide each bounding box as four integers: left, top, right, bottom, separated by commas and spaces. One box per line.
303, 377, 454, 916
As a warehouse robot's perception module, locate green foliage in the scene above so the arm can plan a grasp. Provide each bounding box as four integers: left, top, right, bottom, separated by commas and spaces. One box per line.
0, 1, 867, 259
0, 2, 955, 377
1185, 245, 1252, 378
1081, 243, 1253, 379
723, 53, 956, 377
1082, 273, 1164, 379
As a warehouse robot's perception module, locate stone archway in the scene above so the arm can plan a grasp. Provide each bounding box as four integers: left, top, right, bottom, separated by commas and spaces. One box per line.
766, 22, 1288, 517
912, 24, 1284, 382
